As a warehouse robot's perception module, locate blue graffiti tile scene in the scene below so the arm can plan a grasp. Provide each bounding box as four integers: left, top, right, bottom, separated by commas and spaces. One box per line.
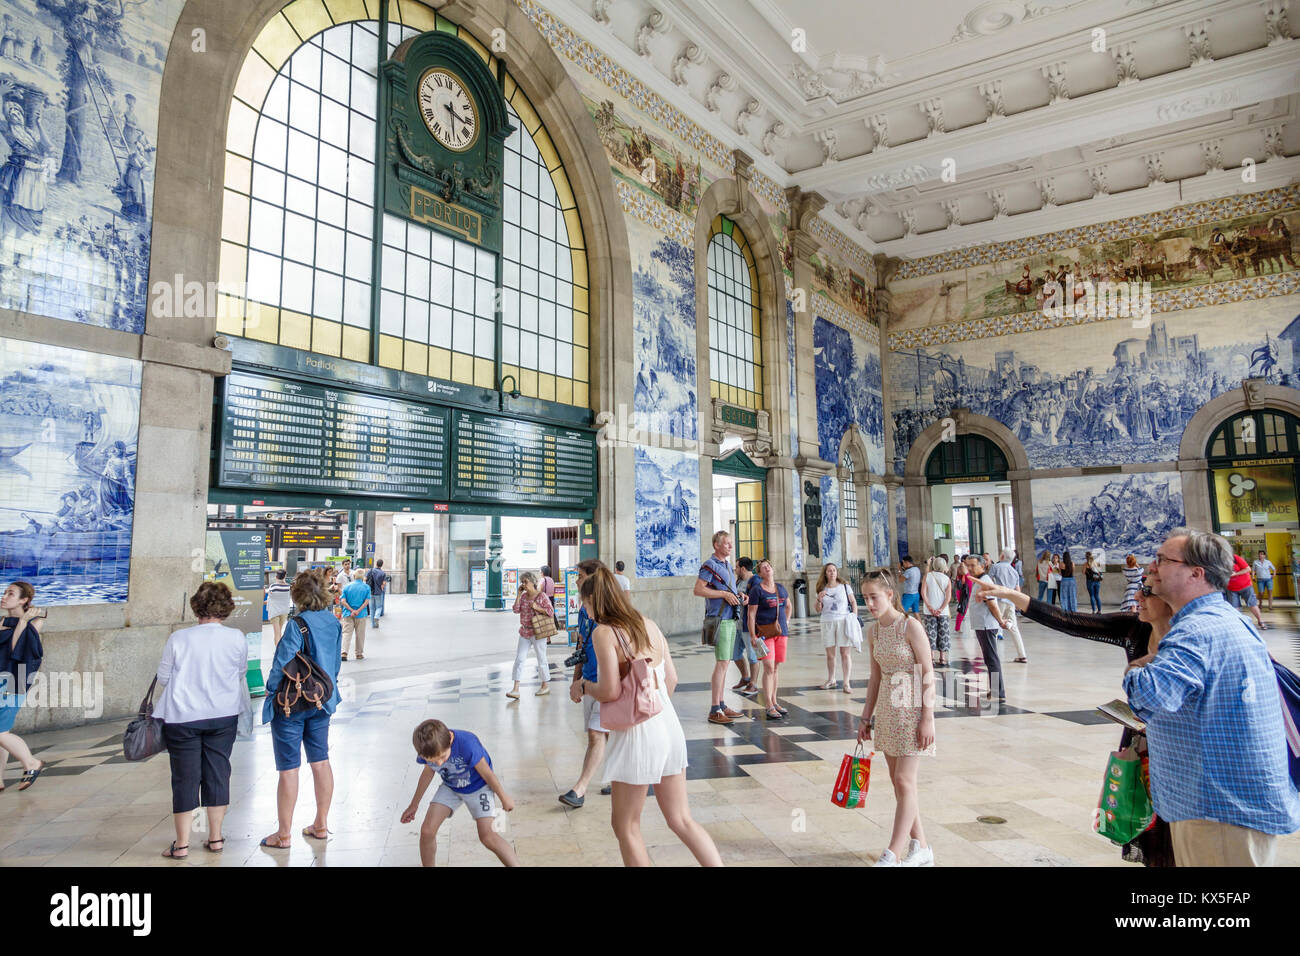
0, 337, 140, 604
0, 0, 183, 333
813, 316, 884, 473
869, 483, 890, 568
1032, 472, 1184, 564
632, 221, 698, 441
634, 445, 699, 578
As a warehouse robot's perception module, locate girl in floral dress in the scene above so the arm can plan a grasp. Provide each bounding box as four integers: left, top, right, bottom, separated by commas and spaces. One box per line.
857, 569, 936, 867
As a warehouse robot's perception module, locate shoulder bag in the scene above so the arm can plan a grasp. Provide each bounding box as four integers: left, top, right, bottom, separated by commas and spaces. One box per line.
755, 588, 786, 638
532, 593, 558, 640
122, 676, 165, 761
601, 627, 664, 731
273, 618, 336, 718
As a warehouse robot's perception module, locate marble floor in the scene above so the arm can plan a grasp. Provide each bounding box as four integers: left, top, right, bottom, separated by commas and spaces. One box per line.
3, 594, 1298, 867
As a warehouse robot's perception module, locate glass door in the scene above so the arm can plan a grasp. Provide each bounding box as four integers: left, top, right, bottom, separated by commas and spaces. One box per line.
735, 480, 766, 562
405, 534, 424, 593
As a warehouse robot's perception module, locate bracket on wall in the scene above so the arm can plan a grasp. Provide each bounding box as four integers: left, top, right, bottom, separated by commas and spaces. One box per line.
1241, 378, 1266, 409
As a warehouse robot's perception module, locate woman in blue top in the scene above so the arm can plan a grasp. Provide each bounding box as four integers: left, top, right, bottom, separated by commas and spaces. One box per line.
746, 560, 790, 720
260, 572, 342, 849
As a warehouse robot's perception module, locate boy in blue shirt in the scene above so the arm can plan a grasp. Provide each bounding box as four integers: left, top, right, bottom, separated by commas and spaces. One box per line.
400, 719, 518, 866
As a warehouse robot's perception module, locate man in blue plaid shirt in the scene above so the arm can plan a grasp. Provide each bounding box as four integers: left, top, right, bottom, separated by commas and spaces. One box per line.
1124, 528, 1300, 866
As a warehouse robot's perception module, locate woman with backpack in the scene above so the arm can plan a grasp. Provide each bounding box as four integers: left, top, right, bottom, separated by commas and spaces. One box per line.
747, 560, 791, 720
260, 572, 342, 849
816, 562, 859, 692
153, 581, 247, 858
1084, 551, 1104, 613
581, 568, 721, 866
0, 580, 45, 791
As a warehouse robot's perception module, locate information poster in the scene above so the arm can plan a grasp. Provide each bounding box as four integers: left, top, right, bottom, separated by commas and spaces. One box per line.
470, 566, 487, 609
564, 569, 580, 631
1213, 461, 1298, 525
205, 530, 268, 695
504, 568, 519, 593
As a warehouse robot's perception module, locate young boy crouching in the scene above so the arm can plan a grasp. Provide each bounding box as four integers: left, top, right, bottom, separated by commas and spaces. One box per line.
400, 719, 518, 866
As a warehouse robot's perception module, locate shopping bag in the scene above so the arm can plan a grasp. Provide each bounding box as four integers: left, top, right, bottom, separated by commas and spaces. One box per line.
831, 744, 873, 808
1094, 747, 1154, 845
712, 619, 737, 661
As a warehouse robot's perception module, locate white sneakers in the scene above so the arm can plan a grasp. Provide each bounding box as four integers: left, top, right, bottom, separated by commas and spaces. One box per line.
873, 840, 935, 867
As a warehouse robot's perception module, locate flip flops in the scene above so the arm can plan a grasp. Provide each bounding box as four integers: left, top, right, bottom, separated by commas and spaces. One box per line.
16, 760, 44, 791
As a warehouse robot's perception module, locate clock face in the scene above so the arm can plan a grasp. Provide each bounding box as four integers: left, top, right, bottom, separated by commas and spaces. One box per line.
416, 68, 479, 152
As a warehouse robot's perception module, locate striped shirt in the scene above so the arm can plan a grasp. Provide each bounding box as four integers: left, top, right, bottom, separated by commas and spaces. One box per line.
1122, 592, 1300, 835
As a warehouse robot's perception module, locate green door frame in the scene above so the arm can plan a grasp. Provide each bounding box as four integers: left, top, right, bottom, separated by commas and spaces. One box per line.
714, 450, 768, 560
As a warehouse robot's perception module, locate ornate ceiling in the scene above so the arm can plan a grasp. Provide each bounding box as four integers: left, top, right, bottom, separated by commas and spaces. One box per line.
548, 0, 1300, 256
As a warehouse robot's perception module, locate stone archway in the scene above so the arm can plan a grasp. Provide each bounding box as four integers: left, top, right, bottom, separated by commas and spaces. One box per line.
902, 408, 1035, 567
1178, 381, 1300, 528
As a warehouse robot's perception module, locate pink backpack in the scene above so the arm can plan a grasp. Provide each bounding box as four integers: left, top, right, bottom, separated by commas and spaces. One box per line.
601, 626, 663, 731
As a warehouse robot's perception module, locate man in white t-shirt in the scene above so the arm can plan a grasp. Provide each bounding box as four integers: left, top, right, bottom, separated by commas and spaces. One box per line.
965, 554, 1009, 703
265, 570, 293, 644
1253, 550, 1276, 611
989, 549, 1028, 664
334, 558, 352, 594
613, 560, 631, 591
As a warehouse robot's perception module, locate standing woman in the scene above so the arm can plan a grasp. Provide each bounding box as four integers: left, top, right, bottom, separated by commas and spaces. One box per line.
0, 581, 45, 791
1036, 551, 1052, 601
1058, 552, 1078, 612
858, 570, 936, 867
583, 568, 721, 867
921, 557, 953, 667
153, 582, 247, 858
1047, 553, 1062, 605
815, 563, 858, 691
1120, 554, 1143, 611
508, 571, 553, 699
1084, 552, 1104, 614
260, 572, 342, 849
747, 560, 790, 720
953, 558, 972, 637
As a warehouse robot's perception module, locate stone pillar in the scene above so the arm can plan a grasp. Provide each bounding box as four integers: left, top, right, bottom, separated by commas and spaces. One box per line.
419, 513, 450, 594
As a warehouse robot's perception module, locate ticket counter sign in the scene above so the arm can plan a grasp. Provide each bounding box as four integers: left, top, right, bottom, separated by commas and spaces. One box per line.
1213, 463, 1299, 526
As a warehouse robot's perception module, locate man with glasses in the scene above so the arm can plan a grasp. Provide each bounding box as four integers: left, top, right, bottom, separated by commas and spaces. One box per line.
694, 531, 750, 725
1123, 528, 1300, 866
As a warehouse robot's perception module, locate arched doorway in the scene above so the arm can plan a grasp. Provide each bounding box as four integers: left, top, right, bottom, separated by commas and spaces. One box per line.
1205, 407, 1300, 601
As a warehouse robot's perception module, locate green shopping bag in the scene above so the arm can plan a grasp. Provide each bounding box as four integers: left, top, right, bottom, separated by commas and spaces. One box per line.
713, 619, 737, 661
1094, 747, 1154, 845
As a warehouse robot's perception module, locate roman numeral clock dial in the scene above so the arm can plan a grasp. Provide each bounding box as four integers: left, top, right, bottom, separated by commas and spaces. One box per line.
416, 68, 479, 152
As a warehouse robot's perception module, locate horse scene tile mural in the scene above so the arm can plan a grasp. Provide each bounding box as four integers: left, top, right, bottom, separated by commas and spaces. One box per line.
889, 294, 1300, 475
813, 316, 885, 474
633, 445, 699, 578
0, 337, 140, 604
0, 0, 183, 333
1031, 472, 1185, 565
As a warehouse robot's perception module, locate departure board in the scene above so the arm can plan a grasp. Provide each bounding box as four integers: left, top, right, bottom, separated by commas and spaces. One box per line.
219, 373, 449, 500
451, 411, 597, 509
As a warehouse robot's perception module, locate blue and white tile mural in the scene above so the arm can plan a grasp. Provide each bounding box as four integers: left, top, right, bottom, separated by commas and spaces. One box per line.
0, 337, 140, 604
819, 473, 840, 568
634, 445, 699, 578
813, 316, 884, 473
786, 300, 798, 453
631, 218, 697, 441
791, 471, 804, 572
1032, 472, 1184, 565
0, 0, 183, 333
889, 299, 1300, 474
893, 487, 908, 562
869, 483, 890, 568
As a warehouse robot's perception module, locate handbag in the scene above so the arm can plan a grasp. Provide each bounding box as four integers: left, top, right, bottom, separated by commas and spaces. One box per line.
1094, 746, 1154, 845
273, 618, 335, 718
601, 626, 663, 731
831, 743, 873, 808
122, 675, 166, 761
532, 610, 558, 641
754, 587, 786, 638
712, 618, 737, 661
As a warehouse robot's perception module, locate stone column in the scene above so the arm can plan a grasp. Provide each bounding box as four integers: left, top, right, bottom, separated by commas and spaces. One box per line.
420, 513, 450, 594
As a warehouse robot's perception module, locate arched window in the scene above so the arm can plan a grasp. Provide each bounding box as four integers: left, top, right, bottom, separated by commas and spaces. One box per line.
925, 434, 1008, 482
706, 215, 763, 410
1207, 409, 1300, 459
841, 451, 858, 529
218, 3, 588, 407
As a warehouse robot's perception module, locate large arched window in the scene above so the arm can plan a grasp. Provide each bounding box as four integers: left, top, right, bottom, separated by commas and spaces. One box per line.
1207, 409, 1300, 459
706, 215, 763, 410
841, 451, 858, 529
218, 2, 589, 407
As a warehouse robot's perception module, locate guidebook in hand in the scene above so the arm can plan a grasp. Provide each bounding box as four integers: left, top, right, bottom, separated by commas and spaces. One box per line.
1096, 699, 1146, 733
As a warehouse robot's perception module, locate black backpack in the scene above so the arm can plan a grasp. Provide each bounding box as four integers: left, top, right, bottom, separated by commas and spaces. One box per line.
273, 618, 335, 718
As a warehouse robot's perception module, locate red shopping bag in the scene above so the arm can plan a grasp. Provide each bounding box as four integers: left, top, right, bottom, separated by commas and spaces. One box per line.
831, 745, 873, 808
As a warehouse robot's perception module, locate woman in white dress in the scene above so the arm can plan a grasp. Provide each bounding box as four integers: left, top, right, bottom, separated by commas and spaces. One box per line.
816, 562, 858, 691
582, 568, 722, 867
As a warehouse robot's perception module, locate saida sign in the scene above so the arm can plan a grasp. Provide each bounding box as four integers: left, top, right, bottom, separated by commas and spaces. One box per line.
1213, 462, 1298, 525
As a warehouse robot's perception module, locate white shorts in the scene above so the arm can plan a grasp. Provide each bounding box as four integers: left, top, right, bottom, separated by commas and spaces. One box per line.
583, 693, 609, 733
430, 783, 496, 820
820, 616, 854, 648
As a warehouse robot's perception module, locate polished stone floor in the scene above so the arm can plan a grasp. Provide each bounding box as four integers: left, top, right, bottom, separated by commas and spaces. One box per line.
3, 594, 1298, 867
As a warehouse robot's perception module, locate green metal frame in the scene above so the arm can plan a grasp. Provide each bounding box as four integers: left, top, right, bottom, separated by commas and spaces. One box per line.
713, 449, 767, 480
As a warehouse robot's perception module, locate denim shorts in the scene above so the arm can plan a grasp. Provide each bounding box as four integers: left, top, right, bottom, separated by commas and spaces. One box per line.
270, 710, 331, 770
901, 593, 921, 613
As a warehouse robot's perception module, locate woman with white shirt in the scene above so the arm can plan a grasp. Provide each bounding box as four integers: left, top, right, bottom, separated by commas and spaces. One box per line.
816, 563, 858, 692
153, 582, 248, 859
921, 557, 954, 667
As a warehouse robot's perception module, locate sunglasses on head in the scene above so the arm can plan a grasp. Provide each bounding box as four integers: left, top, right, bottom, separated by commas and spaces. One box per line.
1139, 581, 1153, 596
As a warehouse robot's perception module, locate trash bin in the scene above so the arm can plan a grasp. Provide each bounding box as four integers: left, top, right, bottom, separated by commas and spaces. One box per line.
792, 576, 808, 619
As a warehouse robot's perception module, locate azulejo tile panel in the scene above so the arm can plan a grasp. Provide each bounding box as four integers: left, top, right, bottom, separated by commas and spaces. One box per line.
870, 483, 889, 568
813, 316, 885, 474
634, 445, 700, 578
1032, 473, 1185, 565
820, 473, 840, 567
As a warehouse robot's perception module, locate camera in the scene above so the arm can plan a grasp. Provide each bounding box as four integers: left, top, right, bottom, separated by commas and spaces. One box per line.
563, 644, 587, 669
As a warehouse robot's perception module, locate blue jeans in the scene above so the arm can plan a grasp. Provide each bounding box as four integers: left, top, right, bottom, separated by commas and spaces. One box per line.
371, 590, 385, 619
1058, 577, 1078, 612
1086, 579, 1101, 613
1037, 581, 1047, 601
